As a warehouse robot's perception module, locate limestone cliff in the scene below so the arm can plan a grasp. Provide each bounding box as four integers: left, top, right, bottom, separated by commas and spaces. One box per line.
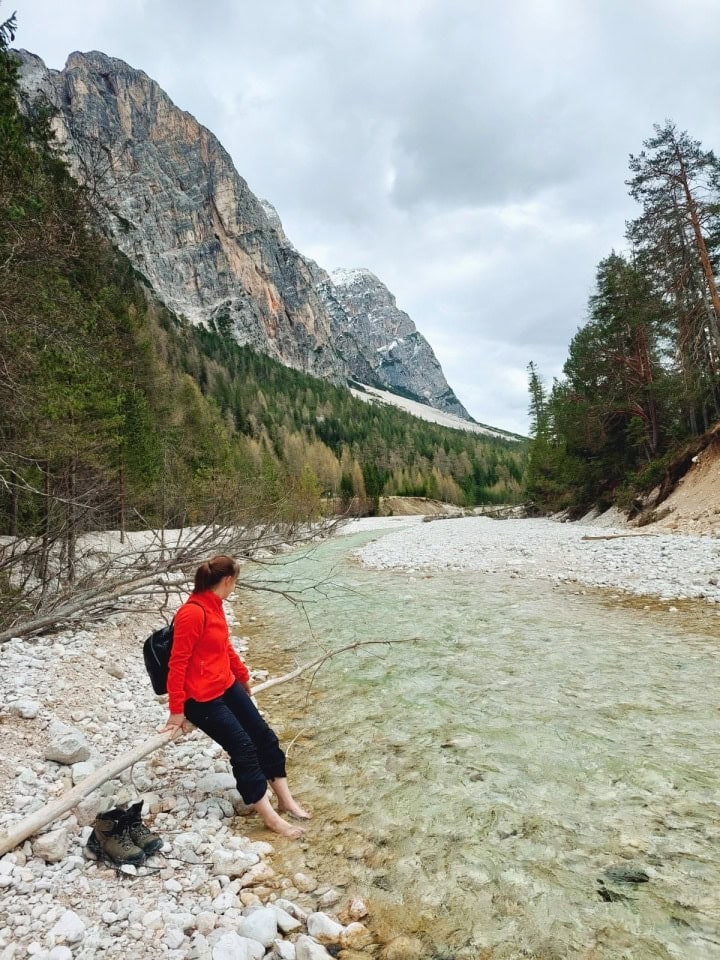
15, 49, 343, 380
15, 49, 472, 418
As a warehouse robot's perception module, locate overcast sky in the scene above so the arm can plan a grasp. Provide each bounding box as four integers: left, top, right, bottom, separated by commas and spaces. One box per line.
12, 0, 720, 433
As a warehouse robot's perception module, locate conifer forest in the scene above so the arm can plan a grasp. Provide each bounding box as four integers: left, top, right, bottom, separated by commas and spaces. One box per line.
526, 121, 720, 514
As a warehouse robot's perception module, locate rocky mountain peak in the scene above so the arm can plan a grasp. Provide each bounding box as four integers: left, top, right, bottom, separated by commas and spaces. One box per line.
323, 269, 471, 419
15, 48, 473, 420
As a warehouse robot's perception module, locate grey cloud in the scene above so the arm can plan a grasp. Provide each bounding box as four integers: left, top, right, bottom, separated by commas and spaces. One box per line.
13, 0, 720, 432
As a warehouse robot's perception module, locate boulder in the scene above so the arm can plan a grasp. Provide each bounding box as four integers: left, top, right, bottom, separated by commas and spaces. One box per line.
306, 912, 343, 943
236, 906, 278, 947
212, 932, 265, 960
50, 909, 86, 944
295, 936, 334, 960
45, 720, 90, 764
32, 828, 69, 864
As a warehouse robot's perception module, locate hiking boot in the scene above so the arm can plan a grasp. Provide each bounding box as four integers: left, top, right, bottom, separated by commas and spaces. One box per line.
123, 800, 163, 855
87, 808, 146, 866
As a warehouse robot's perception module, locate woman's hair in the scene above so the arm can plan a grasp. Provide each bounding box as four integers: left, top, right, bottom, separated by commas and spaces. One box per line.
193, 555, 240, 593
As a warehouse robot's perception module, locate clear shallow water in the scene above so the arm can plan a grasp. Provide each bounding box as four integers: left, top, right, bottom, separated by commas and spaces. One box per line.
242, 530, 720, 959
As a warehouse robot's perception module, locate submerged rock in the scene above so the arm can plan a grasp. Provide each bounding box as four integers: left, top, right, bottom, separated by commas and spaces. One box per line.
604, 865, 650, 884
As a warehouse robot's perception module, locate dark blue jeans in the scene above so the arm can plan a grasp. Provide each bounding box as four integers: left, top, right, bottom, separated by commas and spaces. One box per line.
184, 681, 286, 804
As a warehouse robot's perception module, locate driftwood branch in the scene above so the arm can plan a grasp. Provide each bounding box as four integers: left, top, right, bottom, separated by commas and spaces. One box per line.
0, 732, 176, 858
0, 637, 415, 856
581, 533, 659, 541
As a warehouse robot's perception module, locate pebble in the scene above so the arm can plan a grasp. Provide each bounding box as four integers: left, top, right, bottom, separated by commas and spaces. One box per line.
271, 905, 302, 934
292, 872, 317, 893
49, 910, 85, 944
0, 589, 371, 960
47, 948, 73, 960
31, 829, 68, 864
8, 699, 41, 719
347, 897, 369, 920
272, 940, 297, 960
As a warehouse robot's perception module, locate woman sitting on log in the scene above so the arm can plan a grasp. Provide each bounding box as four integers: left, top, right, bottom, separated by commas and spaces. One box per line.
161, 555, 310, 838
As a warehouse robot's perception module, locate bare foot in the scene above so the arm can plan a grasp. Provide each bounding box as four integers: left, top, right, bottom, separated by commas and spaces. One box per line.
262, 809, 305, 839
278, 801, 312, 821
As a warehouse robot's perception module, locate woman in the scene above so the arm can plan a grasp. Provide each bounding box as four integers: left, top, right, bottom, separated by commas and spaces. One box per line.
161, 555, 309, 839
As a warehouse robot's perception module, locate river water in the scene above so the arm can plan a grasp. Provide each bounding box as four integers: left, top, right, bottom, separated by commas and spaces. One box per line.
241, 528, 720, 959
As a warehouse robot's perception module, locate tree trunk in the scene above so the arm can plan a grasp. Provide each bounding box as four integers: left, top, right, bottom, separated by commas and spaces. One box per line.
67, 458, 77, 585
675, 145, 720, 352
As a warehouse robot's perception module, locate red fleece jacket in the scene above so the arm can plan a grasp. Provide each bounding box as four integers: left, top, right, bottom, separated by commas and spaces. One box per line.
167, 590, 250, 714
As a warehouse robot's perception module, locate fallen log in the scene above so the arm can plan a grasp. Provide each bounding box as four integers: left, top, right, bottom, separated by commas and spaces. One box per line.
0, 637, 415, 856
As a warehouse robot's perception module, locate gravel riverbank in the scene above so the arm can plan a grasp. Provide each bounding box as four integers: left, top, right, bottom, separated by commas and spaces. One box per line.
351, 515, 720, 604
2, 514, 719, 960
0, 598, 372, 960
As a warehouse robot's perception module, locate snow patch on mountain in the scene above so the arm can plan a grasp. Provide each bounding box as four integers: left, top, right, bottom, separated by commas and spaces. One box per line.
350, 383, 524, 441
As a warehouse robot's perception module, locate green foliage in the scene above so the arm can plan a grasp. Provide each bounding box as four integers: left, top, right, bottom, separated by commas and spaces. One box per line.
186, 324, 526, 508
527, 121, 720, 514
0, 12, 525, 559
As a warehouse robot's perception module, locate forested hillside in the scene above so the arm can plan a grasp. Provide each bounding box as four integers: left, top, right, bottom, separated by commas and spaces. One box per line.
0, 10, 523, 579
526, 122, 720, 515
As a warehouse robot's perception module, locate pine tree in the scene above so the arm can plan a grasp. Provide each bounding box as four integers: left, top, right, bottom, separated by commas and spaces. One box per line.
627, 121, 720, 425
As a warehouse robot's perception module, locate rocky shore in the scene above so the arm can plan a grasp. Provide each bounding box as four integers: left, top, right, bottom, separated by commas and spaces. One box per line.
0, 599, 375, 960
3, 513, 719, 960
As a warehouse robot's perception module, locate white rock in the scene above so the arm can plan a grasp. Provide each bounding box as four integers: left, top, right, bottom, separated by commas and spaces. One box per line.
236, 907, 278, 947
197, 773, 236, 792
274, 899, 308, 921
142, 910, 163, 929
75, 794, 106, 826
347, 897, 368, 920
271, 904, 301, 933
195, 911, 217, 935
238, 861, 274, 887
32, 828, 68, 864
306, 912, 343, 943
245, 840, 273, 857
44, 721, 90, 765
165, 912, 195, 931
211, 932, 265, 960
317, 887, 341, 907
164, 927, 185, 950
50, 909, 86, 944
294, 936, 334, 960
211, 890, 238, 914
272, 940, 296, 960
211, 850, 259, 878
9, 699, 41, 719
71, 761, 96, 785
48, 948, 73, 960
292, 872, 317, 893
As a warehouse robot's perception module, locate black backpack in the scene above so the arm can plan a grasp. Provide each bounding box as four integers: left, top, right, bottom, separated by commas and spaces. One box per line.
143, 600, 205, 695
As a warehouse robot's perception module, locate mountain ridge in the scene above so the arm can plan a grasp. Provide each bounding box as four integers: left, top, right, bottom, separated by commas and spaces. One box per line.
15, 48, 477, 424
